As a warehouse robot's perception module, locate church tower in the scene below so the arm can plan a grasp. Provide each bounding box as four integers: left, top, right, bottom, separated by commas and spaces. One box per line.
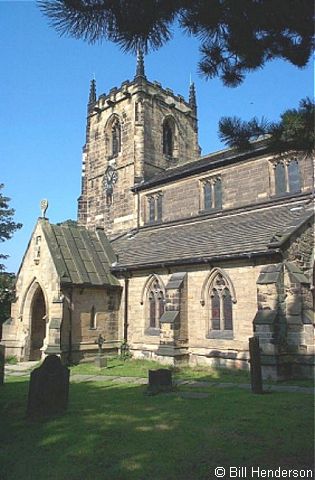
77, 52, 199, 237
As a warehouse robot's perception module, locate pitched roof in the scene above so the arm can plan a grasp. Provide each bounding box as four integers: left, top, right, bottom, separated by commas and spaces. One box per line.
112, 201, 313, 270
40, 220, 119, 287
132, 140, 269, 192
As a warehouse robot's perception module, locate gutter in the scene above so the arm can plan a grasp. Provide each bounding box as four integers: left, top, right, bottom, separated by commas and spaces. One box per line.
111, 249, 282, 273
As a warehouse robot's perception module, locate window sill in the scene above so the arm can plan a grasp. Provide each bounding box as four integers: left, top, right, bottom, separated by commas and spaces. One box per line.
144, 219, 163, 227
271, 190, 301, 199
163, 154, 176, 161
144, 327, 160, 337
108, 153, 121, 161
199, 207, 222, 215
206, 331, 234, 340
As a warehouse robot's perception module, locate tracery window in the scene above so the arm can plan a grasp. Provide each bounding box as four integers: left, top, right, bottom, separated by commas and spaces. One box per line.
209, 273, 233, 334
274, 158, 300, 196
201, 176, 222, 211
146, 278, 165, 331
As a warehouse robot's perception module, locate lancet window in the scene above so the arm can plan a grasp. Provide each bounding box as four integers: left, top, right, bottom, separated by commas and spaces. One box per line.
274, 158, 300, 196
201, 176, 222, 211
146, 192, 163, 224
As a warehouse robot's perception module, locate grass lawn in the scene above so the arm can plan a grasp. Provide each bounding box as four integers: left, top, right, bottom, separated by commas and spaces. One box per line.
70, 357, 314, 387
0, 376, 313, 480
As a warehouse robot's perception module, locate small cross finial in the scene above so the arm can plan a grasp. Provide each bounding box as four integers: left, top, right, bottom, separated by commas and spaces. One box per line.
40, 199, 48, 219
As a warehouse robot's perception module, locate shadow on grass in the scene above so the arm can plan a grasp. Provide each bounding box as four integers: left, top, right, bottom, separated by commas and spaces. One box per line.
0, 377, 313, 480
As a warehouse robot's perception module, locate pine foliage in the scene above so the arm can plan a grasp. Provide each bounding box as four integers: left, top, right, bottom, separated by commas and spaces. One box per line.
218, 98, 315, 153
38, 0, 314, 86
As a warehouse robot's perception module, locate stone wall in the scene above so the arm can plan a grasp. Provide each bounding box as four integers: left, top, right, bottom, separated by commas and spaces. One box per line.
123, 261, 265, 369
254, 259, 314, 380
78, 78, 199, 238
139, 153, 313, 226
62, 286, 122, 363
2, 221, 63, 361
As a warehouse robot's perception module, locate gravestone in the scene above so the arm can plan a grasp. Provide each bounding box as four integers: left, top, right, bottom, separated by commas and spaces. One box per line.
249, 336, 263, 394
148, 369, 173, 394
95, 334, 107, 368
27, 354, 70, 418
0, 345, 5, 386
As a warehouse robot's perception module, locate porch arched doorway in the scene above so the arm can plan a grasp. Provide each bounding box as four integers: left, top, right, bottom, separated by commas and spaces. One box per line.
29, 286, 47, 360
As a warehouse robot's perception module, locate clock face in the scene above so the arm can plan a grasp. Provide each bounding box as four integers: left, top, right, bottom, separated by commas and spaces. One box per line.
104, 166, 118, 190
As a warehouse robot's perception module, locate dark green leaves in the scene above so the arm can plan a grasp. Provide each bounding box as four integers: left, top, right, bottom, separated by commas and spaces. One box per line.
218, 98, 314, 153
38, 0, 314, 86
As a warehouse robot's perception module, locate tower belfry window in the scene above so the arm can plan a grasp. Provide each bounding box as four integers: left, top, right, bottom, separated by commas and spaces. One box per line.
112, 119, 121, 157
163, 120, 173, 157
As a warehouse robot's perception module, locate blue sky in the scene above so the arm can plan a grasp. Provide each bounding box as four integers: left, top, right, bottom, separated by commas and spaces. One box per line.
1, 1, 313, 273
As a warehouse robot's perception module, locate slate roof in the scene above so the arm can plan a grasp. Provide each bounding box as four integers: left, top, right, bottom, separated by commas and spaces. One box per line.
132, 140, 269, 191
41, 220, 119, 287
112, 201, 313, 270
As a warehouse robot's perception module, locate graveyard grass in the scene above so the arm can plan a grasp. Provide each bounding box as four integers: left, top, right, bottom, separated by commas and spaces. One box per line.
0, 373, 314, 480
70, 357, 314, 386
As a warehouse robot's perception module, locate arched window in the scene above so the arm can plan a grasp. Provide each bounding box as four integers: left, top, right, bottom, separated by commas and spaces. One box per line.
146, 278, 165, 332
275, 162, 286, 194
163, 119, 174, 157
208, 272, 234, 336
112, 119, 121, 157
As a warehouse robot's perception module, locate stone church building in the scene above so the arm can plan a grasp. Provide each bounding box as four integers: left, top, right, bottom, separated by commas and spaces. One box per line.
2, 53, 314, 379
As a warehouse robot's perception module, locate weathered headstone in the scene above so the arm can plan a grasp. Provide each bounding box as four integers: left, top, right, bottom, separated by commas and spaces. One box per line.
95, 334, 107, 368
0, 344, 5, 386
148, 368, 173, 394
249, 336, 263, 394
27, 354, 70, 418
